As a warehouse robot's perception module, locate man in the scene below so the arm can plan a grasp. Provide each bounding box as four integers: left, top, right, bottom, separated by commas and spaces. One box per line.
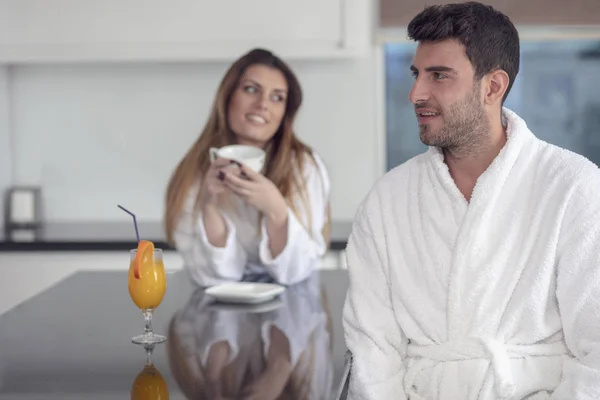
343, 2, 600, 399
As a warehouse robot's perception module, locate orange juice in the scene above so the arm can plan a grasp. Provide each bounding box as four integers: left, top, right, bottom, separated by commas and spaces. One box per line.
131, 364, 169, 400
128, 250, 166, 310
129, 241, 168, 345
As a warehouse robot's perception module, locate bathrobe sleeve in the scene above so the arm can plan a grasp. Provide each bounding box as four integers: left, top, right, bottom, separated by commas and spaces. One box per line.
258, 152, 331, 285
553, 169, 600, 399
342, 194, 409, 399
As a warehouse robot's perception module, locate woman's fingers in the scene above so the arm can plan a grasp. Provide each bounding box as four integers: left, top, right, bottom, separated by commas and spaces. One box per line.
211, 157, 233, 169
221, 171, 255, 197
237, 163, 263, 182
223, 181, 251, 197
206, 158, 261, 199
223, 170, 254, 190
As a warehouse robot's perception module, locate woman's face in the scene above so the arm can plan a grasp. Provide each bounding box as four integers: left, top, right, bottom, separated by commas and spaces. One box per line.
227, 64, 289, 148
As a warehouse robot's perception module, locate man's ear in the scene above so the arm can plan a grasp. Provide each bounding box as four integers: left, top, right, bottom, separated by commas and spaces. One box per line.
483, 69, 510, 105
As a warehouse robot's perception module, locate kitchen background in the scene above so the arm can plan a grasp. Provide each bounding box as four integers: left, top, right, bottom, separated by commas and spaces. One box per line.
1, 0, 600, 314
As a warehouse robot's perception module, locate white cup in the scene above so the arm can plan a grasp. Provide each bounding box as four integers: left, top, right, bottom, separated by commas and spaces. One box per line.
209, 145, 266, 173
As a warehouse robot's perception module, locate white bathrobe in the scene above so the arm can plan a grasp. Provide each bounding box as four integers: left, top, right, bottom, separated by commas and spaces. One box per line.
343, 108, 600, 400
174, 151, 330, 287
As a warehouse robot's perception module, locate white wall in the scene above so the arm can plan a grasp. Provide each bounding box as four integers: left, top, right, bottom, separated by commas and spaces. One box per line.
0, 1, 375, 320
8, 54, 380, 222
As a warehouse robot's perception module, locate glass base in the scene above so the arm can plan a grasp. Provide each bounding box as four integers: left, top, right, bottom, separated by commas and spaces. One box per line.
131, 333, 167, 345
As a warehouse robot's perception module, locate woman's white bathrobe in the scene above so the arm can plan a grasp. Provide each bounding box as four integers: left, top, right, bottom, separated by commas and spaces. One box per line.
173, 152, 330, 287
343, 108, 600, 400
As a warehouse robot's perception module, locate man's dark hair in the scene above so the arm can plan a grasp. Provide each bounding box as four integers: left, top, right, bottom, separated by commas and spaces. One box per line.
407, 2, 520, 103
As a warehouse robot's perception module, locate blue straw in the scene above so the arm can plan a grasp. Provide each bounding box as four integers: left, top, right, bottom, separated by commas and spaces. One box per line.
117, 204, 140, 243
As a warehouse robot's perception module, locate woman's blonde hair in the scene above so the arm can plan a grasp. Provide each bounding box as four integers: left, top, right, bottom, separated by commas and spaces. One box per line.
164, 48, 331, 245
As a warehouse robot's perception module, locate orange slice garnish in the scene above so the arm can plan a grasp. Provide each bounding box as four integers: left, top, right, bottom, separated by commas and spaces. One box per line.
134, 240, 155, 279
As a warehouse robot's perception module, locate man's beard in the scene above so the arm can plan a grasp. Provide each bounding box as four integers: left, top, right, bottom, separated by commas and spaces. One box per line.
418, 85, 489, 155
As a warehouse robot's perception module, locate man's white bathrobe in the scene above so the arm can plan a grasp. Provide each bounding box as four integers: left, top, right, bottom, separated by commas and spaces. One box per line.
343, 108, 600, 400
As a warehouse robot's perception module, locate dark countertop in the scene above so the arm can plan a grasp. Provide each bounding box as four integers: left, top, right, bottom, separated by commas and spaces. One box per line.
0, 220, 352, 252
0, 269, 350, 399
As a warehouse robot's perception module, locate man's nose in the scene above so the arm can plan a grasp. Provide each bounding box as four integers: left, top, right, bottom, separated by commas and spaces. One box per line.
409, 79, 429, 105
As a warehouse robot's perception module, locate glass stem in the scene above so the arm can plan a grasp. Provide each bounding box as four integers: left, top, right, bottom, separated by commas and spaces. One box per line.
144, 344, 154, 366
143, 309, 154, 336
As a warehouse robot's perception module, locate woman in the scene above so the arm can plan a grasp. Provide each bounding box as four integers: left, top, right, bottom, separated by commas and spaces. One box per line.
164, 48, 331, 286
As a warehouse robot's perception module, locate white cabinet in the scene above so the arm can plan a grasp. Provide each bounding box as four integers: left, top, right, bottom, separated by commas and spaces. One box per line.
0, 0, 368, 63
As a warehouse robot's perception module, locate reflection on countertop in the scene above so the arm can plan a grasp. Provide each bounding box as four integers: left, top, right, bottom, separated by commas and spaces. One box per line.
168, 274, 334, 399
0, 220, 352, 252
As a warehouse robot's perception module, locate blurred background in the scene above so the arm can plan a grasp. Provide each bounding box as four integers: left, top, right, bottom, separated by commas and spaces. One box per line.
1, 0, 600, 313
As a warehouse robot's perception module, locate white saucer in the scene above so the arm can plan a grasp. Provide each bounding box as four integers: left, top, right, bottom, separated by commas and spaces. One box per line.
208, 297, 284, 313
205, 282, 285, 304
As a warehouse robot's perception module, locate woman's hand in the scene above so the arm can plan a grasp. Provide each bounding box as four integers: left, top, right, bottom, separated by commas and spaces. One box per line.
221, 162, 290, 257
199, 158, 235, 247
199, 157, 234, 207
221, 163, 288, 223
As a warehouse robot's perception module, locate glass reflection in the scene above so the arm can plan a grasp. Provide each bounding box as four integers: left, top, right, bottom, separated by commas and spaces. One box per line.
131, 343, 170, 400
